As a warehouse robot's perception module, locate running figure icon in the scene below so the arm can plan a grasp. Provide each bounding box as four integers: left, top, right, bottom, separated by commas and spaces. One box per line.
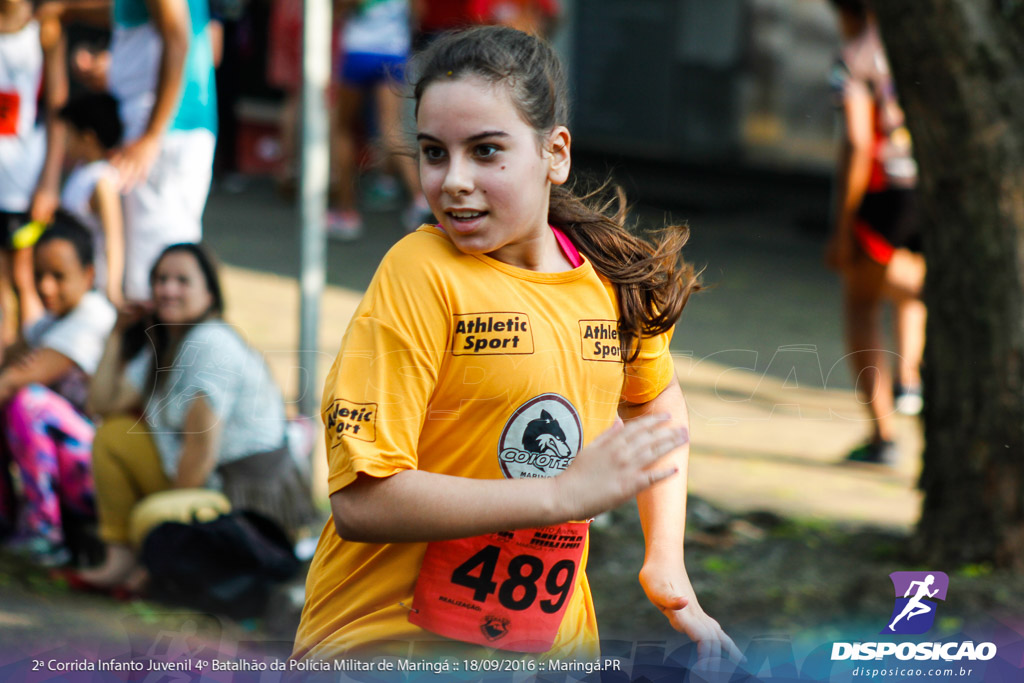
887, 574, 939, 632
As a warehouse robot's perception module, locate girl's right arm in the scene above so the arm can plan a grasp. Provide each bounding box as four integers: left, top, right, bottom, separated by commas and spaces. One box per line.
330, 413, 686, 543
91, 174, 125, 306
86, 306, 148, 417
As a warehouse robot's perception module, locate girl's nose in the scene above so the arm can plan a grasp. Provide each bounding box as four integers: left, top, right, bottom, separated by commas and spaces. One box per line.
37, 276, 56, 298
441, 158, 473, 196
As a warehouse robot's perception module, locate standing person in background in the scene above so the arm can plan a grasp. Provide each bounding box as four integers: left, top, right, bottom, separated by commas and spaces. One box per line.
57, 92, 125, 305
326, 0, 428, 239
467, 0, 560, 36
266, 0, 341, 198
266, 0, 302, 196
0, 216, 116, 566
0, 0, 67, 349
825, 0, 926, 465
107, 0, 217, 300
40, 0, 219, 302
410, 0, 473, 48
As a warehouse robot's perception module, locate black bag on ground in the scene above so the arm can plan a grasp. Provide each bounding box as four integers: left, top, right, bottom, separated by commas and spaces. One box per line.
140, 510, 301, 619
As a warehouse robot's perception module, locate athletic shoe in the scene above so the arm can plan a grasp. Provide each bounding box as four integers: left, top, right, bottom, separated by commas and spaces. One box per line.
326, 210, 363, 241
3, 534, 72, 567
894, 383, 923, 416
845, 440, 899, 466
364, 174, 402, 211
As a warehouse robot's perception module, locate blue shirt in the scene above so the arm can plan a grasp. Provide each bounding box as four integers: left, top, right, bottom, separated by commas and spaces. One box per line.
112, 0, 217, 135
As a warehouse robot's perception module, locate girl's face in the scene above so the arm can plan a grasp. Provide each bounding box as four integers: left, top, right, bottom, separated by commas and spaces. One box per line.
151, 251, 214, 324
35, 239, 94, 317
416, 75, 571, 268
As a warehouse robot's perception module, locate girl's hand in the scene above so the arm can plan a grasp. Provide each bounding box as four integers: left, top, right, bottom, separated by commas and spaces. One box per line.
114, 300, 153, 332
640, 563, 744, 666
554, 413, 686, 521
111, 134, 161, 191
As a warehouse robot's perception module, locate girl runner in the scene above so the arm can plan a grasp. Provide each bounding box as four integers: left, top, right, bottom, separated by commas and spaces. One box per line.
826, 0, 926, 465
294, 26, 740, 663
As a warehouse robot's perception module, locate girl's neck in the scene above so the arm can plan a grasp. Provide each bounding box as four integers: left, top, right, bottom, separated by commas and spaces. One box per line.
490, 230, 575, 273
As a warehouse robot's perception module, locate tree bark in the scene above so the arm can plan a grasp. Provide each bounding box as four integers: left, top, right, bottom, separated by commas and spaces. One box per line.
871, 1, 1024, 568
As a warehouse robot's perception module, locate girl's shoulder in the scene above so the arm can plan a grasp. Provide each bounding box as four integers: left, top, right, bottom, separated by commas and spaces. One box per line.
180, 319, 247, 354
374, 226, 469, 285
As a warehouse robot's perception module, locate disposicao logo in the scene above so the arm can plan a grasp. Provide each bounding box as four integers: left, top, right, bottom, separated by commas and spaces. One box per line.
884, 571, 948, 635
831, 571, 998, 662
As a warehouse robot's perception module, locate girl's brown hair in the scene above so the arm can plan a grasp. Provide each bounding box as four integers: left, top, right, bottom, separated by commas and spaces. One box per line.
411, 26, 700, 361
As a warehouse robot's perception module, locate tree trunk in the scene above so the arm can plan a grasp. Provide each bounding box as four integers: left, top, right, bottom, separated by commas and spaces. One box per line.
871, 1, 1024, 568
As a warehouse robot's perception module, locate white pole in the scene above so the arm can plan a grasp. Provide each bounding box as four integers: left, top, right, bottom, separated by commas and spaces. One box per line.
298, 0, 331, 416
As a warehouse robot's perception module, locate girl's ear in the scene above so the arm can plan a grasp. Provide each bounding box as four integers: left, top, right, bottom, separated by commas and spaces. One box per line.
546, 126, 571, 186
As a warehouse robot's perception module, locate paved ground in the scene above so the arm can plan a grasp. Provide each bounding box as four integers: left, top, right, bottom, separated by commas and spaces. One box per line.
204, 168, 923, 532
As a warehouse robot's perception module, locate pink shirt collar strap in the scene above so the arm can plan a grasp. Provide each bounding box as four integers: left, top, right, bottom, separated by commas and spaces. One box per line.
551, 225, 584, 268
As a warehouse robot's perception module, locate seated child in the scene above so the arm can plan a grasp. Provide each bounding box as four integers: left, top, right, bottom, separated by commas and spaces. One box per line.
0, 214, 116, 565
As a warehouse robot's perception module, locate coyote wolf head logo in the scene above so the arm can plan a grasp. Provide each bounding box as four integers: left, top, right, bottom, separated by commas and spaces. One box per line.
522, 410, 572, 458
498, 393, 582, 479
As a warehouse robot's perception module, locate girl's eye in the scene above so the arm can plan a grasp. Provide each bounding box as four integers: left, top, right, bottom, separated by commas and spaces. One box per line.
475, 143, 500, 159
421, 146, 446, 162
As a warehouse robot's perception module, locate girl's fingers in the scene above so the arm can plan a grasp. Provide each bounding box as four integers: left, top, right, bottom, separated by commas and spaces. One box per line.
724, 633, 744, 662
624, 426, 687, 467
634, 467, 678, 493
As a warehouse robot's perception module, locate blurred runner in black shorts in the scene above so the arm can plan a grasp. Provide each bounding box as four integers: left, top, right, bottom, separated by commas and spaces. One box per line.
825, 0, 926, 466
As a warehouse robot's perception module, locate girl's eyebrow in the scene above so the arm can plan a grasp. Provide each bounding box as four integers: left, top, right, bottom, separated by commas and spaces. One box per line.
416, 131, 510, 143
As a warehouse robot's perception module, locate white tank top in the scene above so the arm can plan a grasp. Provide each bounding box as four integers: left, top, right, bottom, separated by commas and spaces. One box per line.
0, 19, 45, 212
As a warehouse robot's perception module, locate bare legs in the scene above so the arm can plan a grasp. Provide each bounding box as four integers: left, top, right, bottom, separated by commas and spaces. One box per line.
841, 247, 926, 448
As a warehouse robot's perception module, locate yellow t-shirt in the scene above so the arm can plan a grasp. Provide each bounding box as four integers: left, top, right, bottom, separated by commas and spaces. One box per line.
293, 226, 676, 660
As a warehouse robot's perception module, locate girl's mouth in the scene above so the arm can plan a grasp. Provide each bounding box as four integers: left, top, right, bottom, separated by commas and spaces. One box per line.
447, 210, 488, 232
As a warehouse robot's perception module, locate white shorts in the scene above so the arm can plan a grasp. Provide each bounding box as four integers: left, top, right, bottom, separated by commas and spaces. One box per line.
122, 129, 215, 300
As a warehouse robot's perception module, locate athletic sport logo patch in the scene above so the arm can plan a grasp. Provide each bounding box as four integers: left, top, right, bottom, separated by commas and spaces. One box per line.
579, 320, 622, 362
325, 399, 377, 444
452, 312, 534, 355
497, 394, 582, 479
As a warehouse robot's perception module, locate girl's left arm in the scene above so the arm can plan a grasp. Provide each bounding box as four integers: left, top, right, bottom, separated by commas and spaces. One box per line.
621, 378, 743, 664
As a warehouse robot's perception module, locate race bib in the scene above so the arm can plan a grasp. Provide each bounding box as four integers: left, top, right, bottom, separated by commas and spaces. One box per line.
0, 91, 20, 136
409, 522, 589, 652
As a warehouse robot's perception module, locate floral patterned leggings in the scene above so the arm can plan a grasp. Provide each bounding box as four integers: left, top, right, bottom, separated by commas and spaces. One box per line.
0, 384, 95, 544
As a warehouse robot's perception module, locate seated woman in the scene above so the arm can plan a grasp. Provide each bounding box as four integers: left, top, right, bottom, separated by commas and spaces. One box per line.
0, 214, 116, 566
78, 242, 315, 590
